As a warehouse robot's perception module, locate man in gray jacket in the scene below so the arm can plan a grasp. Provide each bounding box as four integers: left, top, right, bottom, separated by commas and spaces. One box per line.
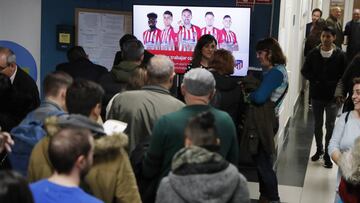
108, 55, 184, 153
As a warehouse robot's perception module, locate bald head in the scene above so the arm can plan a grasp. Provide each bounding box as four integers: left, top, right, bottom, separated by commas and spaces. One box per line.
353, 9, 360, 21
330, 7, 341, 19
147, 55, 174, 86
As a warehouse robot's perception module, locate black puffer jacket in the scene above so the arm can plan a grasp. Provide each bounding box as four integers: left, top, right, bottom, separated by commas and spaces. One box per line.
301, 45, 347, 101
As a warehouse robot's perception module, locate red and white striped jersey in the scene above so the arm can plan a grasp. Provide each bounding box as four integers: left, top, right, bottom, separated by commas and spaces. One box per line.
200, 27, 221, 41
143, 28, 162, 50
177, 25, 201, 51
219, 29, 238, 44
160, 26, 178, 50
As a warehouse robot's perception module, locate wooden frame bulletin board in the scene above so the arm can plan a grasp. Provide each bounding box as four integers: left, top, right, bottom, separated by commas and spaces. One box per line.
75, 8, 132, 70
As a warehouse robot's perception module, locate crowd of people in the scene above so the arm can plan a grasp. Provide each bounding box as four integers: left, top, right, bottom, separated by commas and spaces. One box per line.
303, 6, 360, 203
0, 6, 360, 203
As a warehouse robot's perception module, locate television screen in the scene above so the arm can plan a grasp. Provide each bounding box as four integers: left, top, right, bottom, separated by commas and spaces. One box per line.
133, 5, 250, 76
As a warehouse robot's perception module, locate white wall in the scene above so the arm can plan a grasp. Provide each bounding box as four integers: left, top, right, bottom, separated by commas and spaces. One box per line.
276, 0, 313, 154
0, 0, 41, 86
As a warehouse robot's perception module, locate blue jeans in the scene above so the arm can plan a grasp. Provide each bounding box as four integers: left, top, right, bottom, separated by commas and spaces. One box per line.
311, 99, 337, 153
253, 148, 280, 201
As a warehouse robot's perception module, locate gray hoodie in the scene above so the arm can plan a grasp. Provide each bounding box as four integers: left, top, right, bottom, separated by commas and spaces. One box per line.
156, 146, 250, 203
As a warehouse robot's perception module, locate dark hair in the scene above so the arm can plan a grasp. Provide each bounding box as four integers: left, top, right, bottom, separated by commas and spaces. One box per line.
119, 34, 137, 49
0, 170, 34, 203
66, 79, 104, 116
209, 49, 235, 75
255, 37, 287, 65
304, 18, 327, 56
186, 111, 218, 146
43, 71, 73, 97
182, 8, 192, 15
191, 34, 217, 67
67, 46, 87, 62
147, 12, 157, 19
353, 77, 360, 85
205, 11, 214, 17
322, 26, 336, 36
122, 39, 144, 61
223, 15, 231, 19
49, 127, 92, 174
312, 8, 323, 17
164, 10, 173, 17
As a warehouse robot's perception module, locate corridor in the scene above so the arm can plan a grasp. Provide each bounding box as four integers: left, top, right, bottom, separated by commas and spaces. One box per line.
241, 95, 339, 203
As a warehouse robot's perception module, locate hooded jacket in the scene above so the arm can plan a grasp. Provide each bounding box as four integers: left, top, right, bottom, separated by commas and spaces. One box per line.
111, 61, 139, 83
99, 61, 140, 119
27, 114, 141, 203
156, 146, 249, 203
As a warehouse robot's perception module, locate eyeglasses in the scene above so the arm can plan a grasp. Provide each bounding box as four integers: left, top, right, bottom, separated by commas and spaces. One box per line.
0, 64, 9, 71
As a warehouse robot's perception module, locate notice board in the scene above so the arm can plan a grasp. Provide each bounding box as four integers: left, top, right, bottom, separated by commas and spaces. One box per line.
75, 8, 132, 70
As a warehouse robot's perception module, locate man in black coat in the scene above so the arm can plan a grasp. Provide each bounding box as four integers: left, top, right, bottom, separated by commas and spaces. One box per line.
305, 8, 323, 38
113, 34, 154, 66
56, 46, 108, 83
301, 26, 347, 169
0, 47, 40, 132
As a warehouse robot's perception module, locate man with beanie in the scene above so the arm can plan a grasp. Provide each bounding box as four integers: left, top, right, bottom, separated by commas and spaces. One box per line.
141, 68, 239, 203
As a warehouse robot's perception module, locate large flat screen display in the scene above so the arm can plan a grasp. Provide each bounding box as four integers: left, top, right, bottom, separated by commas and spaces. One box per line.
133, 5, 250, 76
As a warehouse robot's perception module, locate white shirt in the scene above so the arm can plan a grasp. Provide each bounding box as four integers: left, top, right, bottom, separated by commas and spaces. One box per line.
10, 66, 17, 84
320, 48, 334, 58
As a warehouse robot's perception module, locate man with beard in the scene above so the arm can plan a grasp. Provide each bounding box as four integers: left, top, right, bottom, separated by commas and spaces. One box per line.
30, 127, 103, 203
201, 12, 220, 43
326, 7, 344, 47
143, 12, 162, 50
344, 9, 360, 62
177, 8, 201, 51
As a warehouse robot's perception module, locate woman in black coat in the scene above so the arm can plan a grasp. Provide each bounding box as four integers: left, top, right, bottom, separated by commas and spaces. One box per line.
208, 49, 245, 135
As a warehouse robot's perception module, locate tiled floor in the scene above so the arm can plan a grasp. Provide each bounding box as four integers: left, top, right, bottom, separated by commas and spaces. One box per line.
242, 95, 339, 203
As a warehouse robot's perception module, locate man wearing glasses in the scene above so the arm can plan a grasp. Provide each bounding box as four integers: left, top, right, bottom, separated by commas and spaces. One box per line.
0, 47, 40, 131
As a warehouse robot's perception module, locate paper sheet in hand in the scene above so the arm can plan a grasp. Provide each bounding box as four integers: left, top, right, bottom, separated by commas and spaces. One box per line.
103, 120, 127, 135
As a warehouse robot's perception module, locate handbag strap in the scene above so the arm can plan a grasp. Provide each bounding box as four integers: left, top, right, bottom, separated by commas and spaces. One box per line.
275, 84, 289, 106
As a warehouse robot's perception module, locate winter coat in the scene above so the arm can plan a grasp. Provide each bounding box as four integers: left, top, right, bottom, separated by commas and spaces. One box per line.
334, 55, 360, 111
210, 70, 245, 133
99, 61, 141, 119
301, 45, 347, 101
27, 114, 141, 203
56, 58, 108, 83
156, 146, 250, 203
